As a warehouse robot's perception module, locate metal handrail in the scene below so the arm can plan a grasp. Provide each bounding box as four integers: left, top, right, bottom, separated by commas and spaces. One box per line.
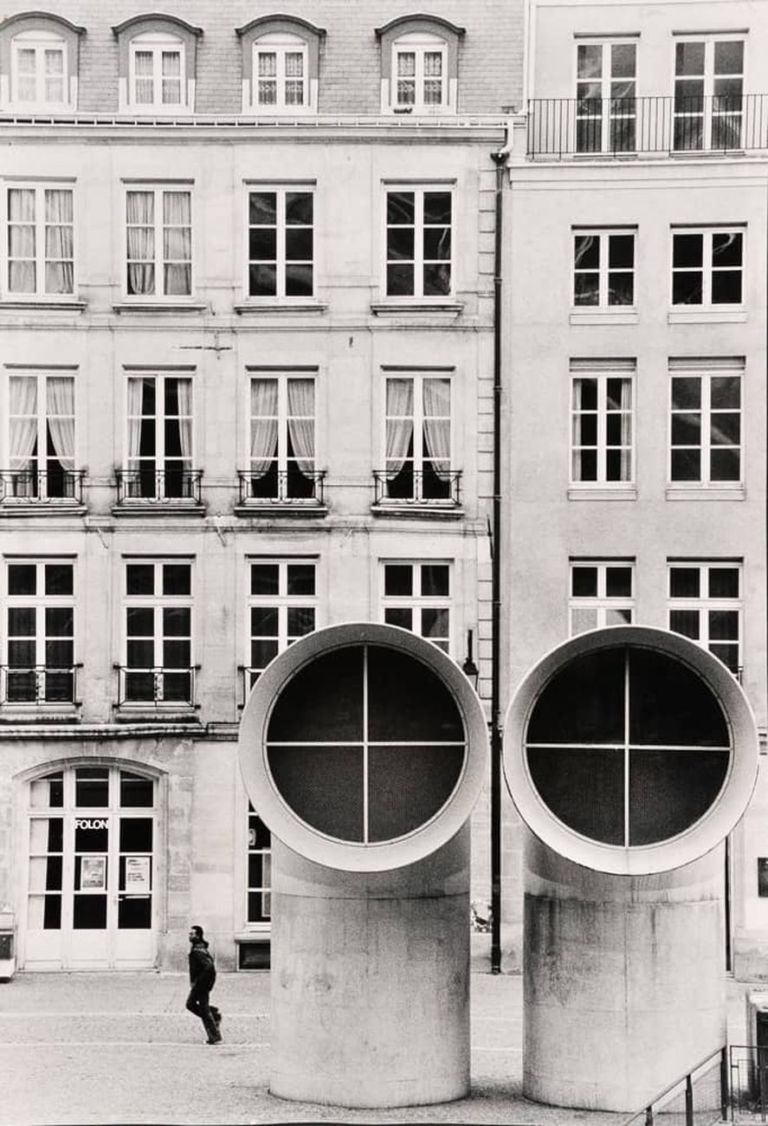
0, 469, 85, 503
237, 469, 326, 505
115, 468, 202, 503
372, 468, 462, 505
0, 663, 81, 705
115, 665, 198, 708
621, 1045, 727, 1126
0, 111, 508, 130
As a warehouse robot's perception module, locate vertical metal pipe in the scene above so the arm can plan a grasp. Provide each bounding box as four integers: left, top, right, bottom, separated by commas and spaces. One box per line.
685, 1073, 694, 1126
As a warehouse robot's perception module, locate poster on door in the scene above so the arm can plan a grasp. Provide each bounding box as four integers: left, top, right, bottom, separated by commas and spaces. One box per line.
125, 856, 151, 893
81, 855, 107, 892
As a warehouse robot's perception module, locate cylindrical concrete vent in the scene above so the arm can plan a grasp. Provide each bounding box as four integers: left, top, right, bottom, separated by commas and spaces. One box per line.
239, 622, 489, 1108
503, 626, 758, 1111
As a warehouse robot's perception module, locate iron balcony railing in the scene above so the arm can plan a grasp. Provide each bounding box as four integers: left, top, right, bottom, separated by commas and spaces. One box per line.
237, 469, 326, 506
115, 665, 198, 708
1, 664, 81, 705
115, 468, 203, 504
622, 1046, 727, 1126
0, 469, 85, 503
527, 95, 763, 158
373, 469, 462, 506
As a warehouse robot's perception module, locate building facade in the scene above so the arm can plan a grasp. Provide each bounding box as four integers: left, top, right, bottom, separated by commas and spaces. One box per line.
0, 0, 522, 971
503, 0, 768, 977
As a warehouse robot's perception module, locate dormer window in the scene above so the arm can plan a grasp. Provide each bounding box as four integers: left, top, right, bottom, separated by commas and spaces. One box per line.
376, 16, 464, 115
237, 17, 325, 115
0, 13, 85, 112
112, 15, 202, 114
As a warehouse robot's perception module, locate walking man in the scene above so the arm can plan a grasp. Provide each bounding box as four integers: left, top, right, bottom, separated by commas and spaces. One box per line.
186, 924, 222, 1044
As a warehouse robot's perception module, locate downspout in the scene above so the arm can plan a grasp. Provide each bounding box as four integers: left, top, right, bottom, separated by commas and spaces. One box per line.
490, 129, 511, 974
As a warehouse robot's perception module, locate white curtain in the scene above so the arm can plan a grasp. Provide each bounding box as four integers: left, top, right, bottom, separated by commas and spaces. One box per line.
611, 378, 633, 481
8, 189, 36, 293
126, 377, 145, 470
422, 378, 451, 481
45, 190, 74, 295
385, 379, 414, 479
286, 379, 315, 477
163, 192, 191, 295
250, 380, 279, 478
46, 377, 75, 470
9, 377, 38, 472
174, 378, 193, 465
126, 192, 155, 295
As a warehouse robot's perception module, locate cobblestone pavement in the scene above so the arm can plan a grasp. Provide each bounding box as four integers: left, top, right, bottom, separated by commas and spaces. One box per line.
0, 971, 755, 1126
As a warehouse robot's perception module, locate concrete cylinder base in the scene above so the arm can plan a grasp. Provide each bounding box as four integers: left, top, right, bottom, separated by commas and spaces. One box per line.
269, 827, 471, 1108
523, 834, 726, 1112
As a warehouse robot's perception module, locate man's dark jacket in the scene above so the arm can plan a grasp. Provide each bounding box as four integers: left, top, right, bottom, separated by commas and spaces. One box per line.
188, 939, 216, 987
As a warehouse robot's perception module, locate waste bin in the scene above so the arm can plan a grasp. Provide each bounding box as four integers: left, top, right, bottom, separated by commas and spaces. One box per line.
0, 911, 16, 981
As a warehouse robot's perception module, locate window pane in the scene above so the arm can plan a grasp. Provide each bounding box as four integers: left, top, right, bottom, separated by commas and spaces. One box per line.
527, 649, 625, 744
421, 564, 449, 597
669, 567, 700, 597
287, 564, 315, 596
606, 567, 632, 597
127, 565, 154, 596
251, 565, 279, 596
45, 564, 73, 596
673, 234, 703, 267
9, 564, 36, 596
162, 564, 190, 596
527, 747, 625, 845
384, 564, 412, 596
571, 566, 597, 597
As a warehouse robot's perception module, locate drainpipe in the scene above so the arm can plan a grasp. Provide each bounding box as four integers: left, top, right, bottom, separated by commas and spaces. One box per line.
489, 130, 511, 974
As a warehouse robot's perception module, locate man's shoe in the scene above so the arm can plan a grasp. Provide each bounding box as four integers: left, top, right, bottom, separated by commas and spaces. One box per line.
206, 1034, 222, 1044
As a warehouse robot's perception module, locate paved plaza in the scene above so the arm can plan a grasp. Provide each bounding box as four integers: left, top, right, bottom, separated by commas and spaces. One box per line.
0, 968, 758, 1126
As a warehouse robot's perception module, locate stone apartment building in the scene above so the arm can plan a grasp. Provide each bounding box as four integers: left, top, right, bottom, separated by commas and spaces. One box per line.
0, 0, 521, 971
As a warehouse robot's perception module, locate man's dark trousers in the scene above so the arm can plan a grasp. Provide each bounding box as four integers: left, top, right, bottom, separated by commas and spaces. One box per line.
186, 981, 220, 1042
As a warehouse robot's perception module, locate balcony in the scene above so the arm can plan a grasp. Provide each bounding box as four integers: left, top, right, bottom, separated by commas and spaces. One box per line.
236, 469, 326, 511
114, 468, 203, 507
0, 664, 80, 707
0, 469, 85, 506
527, 95, 759, 159
115, 665, 197, 709
372, 468, 462, 511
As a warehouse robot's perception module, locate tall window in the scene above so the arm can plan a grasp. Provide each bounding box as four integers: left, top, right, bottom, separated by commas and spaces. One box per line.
392, 32, 447, 112
671, 228, 743, 307
5, 184, 74, 297
570, 561, 634, 635
576, 41, 637, 153
668, 562, 741, 675
674, 39, 744, 151
246, 373, 318, 501
382, 373, 454, 501
382, 562, 452, 653
386, 187, 452, 298
573, 230, 635, 307
669, 361, 742, 484
4, 560, 74, 704
122, 561, 193, 705
126, 187, 191, 298
248, 559, 317, 684
570, 364, 634, 484
247, 187, 313, 299
247, 802, 271, 924
129, 34, 184, 108
124, 374, 194, 500
11, 32, 67, 108
7, 372, 76, 499
253, 33, 307, 109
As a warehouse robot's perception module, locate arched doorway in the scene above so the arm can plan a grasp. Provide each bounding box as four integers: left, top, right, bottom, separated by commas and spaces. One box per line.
22, 763, 159, 969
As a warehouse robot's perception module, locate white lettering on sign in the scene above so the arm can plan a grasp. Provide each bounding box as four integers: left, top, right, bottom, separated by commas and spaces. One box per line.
75, 818, 108, 830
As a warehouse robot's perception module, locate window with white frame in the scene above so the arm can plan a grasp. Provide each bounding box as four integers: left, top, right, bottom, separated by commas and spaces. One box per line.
392, 32, 447, 113
671, 227, 743, 306
246, 187, 313, 299
569, 561, 634, 635
385, 187, 452, 299
11, 30, 68, 108
247, 801, 271, 924
123, 373, 194, 501
381, 561, 452, 654
6, 371, 76, 500
253, 33, 307, 109
576, 40, 637, 153
5, 184, 74, 298
129, 33, 184, 108
247, 558, 317, 684
570, 361, 634, 485
669, 359, 742, 485
573, 229, 635, 307
4, 559, 74, 704
125, 186, 192, 298
246, 372, 319, 502
382, 372, 455, 502
674, 38, 744, 151
668, 561, 741, 675
122, 560, 193, 705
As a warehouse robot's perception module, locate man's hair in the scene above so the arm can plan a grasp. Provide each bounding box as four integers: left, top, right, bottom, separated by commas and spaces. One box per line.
191, 925, 204, 940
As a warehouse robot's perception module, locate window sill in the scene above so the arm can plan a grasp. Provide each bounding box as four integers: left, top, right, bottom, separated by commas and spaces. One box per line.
113, 705, 200, 724
371, 502, 464, 519
0, 501, 86, 516
112, 501, 205, 516
567, 486, 638, 501
234, 301, 328, 315
569, 309, 638, 326
112, 301, 207, 314
666, 485, 745, 501
370, 301, 464, 316
668, 308, 746, 324
0, 705, 80, 723
0, 299, 85, 311
233, 502, 328, 518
